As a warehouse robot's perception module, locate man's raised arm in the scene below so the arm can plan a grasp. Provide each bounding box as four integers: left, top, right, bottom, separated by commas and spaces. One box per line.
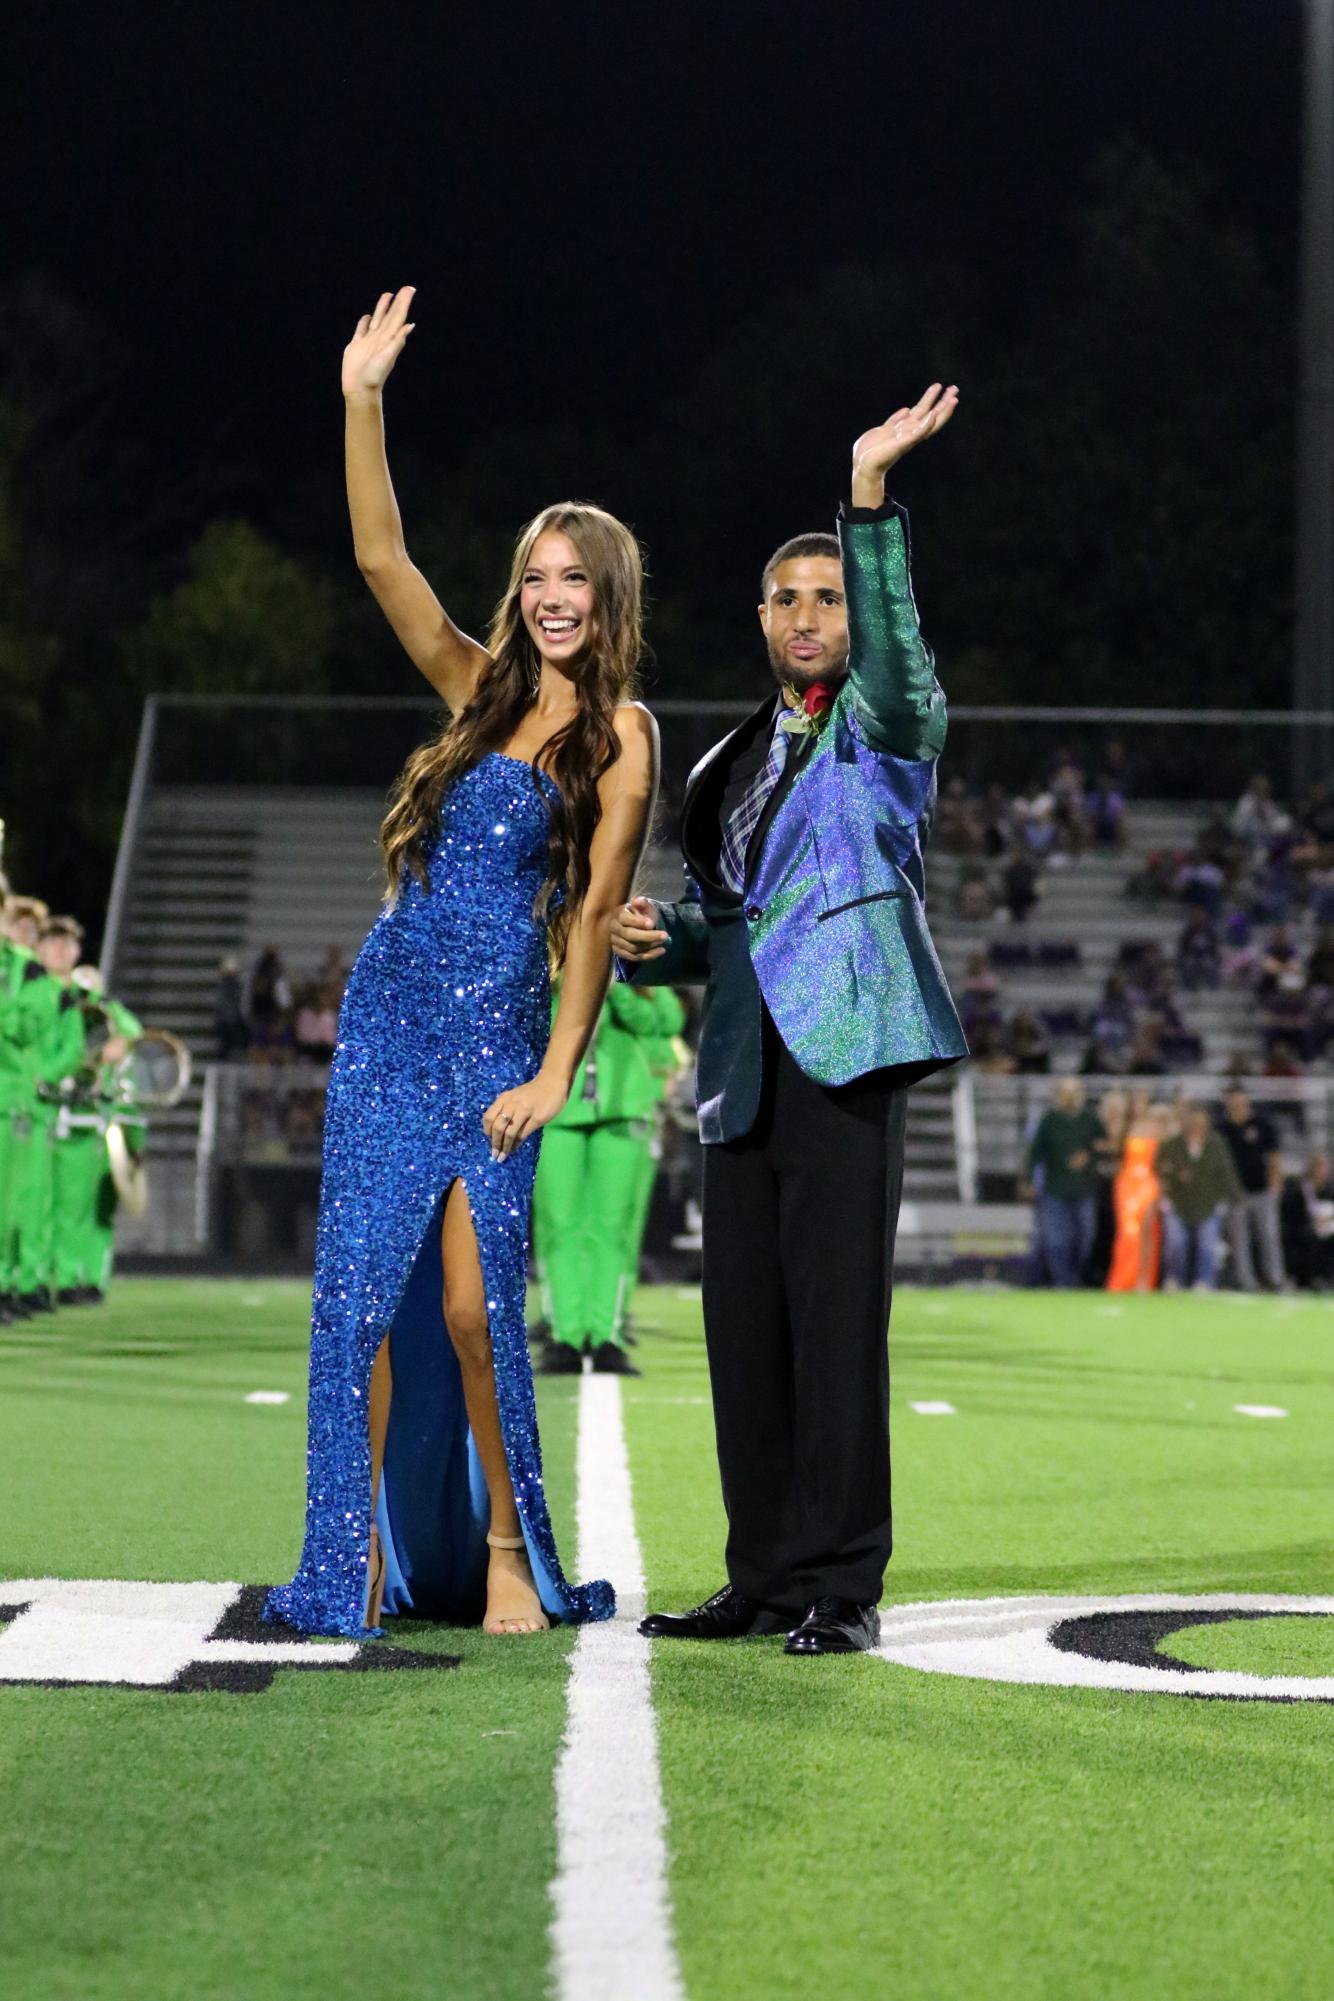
840, 384, 958, 763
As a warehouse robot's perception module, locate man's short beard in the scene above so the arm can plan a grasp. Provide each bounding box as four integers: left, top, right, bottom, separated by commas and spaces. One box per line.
765, 643, 850, 695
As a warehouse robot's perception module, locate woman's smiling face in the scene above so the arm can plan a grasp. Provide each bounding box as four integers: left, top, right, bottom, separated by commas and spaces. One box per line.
520, 529, 596, 669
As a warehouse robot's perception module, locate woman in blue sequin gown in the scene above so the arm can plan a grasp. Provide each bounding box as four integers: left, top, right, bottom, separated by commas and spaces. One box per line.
265, 286, 657, 1640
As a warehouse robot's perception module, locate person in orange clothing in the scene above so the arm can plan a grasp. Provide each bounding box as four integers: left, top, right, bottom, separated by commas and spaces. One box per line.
1106, 1093, 1173, 1292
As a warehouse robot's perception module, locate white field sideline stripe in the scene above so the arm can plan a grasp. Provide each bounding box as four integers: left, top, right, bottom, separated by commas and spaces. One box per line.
550, 1374, 683, 2001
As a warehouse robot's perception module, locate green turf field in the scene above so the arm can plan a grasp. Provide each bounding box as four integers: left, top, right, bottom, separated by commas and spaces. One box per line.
3, 1280, 1332, 2000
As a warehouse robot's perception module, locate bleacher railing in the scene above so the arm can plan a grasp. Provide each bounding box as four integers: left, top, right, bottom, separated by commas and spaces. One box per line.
188, 1062, 1333, 1266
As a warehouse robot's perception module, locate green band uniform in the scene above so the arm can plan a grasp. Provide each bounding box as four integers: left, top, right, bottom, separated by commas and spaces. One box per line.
0, 944, 85, 1299
534, 985, 686, 1353
53, 994, 144, 1295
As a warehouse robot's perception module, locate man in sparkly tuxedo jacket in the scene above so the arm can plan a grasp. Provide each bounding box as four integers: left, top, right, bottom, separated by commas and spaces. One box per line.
612, 388, 967, 1655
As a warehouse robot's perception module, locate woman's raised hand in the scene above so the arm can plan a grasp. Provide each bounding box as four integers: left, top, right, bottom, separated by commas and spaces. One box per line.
342, 286, 417, 397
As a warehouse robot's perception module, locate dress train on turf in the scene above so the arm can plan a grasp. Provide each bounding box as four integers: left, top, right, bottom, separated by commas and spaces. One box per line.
263, 755, 614, 1639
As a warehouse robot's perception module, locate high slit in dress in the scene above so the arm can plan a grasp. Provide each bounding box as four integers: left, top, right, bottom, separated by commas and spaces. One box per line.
264, 752, 615, 1638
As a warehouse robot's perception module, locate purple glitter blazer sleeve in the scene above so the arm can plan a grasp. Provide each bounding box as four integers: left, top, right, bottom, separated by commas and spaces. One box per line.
837, 502, 947, 764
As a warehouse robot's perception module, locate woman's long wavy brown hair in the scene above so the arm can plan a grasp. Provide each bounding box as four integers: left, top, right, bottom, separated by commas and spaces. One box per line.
379, 502, 644, 964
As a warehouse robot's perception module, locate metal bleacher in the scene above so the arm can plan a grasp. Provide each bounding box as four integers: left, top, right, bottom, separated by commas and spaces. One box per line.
930, 801, 1265, 1075
98, 693, 1307, 1266
105, 770, 967, 1252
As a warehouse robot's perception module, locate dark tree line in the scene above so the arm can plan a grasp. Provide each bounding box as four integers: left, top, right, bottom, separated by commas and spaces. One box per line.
0, 143, 1294, 931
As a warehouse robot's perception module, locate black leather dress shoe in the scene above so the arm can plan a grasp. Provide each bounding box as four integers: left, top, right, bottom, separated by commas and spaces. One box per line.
639, 1584, 791, 1640
784, 1597, 882, 1656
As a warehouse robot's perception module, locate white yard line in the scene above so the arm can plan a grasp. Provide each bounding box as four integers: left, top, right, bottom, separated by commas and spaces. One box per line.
550, 1374, 684, 2001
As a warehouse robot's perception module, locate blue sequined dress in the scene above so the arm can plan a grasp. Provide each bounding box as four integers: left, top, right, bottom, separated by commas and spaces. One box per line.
264, 753, 615, 1638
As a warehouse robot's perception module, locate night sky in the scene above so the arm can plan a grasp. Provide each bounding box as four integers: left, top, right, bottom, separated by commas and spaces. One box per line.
7, 0, 1302, 510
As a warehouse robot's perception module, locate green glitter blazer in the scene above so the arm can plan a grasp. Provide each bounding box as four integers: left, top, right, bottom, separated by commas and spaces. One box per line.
623, 500, 968, 1144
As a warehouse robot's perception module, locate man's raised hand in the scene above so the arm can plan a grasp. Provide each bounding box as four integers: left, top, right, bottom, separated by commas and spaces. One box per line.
851, 383, 959, 507
610, 896, 669, 963
342, 286, 417, 398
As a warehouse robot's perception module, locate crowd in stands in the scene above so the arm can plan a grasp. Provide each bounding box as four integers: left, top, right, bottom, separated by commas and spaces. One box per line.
1025, 1079, 1334, 1295
214, 946, 349, 1161
941, 753, 1334, 1078
213, 945, 348, 1066
1128, 772, 1334, 1075
939, 739, 1131, 922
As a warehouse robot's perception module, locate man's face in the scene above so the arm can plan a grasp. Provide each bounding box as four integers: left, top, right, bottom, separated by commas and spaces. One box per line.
8, 916, 39, 951
757, 556, 849, 693
1226, 1091, 1251, 1124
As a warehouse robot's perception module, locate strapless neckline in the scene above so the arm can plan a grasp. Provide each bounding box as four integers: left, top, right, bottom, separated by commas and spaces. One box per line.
488, 749, 558, 786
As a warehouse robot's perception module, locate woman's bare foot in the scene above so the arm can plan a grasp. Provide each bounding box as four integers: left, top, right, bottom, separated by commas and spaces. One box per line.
484, 1541, 551, 1636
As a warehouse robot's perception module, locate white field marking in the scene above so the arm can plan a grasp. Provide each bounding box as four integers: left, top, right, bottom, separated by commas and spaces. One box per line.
875, 1592, 1334, 1701
241, 1295, 267, 1307
910, 1400, 957, 1416
923, 1302, 949, 1315
549, 1375, 683, 2001
673, 1286, 702, 1300
1096, 1305, 1125, 1317
244, 1390, 290, 1405
1234, 1403, 1289, 1419
0, 1579, 357, 1684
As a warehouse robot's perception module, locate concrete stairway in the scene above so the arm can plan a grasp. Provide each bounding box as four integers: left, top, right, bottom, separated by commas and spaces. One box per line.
902, 1070, 961, 1199
116, 788, 387, 1033
109, 788, 388, 1253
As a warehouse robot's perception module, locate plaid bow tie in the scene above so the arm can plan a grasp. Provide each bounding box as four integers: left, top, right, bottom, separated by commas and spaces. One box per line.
718, 714, 794, 895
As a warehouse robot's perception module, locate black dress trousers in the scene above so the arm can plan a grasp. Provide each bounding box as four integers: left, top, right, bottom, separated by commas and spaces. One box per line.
700, 1005, 908, 1615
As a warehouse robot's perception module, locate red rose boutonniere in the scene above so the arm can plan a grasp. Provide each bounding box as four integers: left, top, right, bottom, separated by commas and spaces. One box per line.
779, 680, 837, 739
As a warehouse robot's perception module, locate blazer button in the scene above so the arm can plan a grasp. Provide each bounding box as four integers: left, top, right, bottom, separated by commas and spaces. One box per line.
746, 904, 761, 921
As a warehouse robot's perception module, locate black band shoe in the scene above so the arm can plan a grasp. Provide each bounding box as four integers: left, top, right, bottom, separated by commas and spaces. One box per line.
784, 1597, 882, 1656
639, 1584, 791, 1641
590, 1343, 640, 1376
533, 1339, 585, 1375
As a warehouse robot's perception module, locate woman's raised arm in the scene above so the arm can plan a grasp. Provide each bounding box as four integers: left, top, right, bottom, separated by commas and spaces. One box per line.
342, 286, 488, 714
